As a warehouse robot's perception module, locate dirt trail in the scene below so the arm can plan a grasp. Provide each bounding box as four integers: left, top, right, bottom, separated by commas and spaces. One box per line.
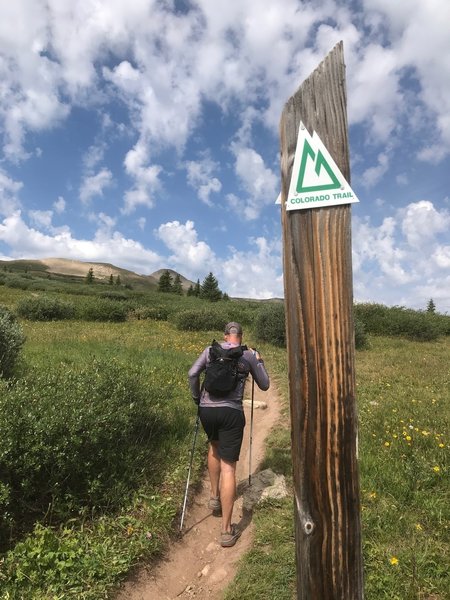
115, 381, 281, 600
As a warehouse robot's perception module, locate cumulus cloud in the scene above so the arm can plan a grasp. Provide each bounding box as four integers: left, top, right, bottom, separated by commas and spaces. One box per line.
123, 141, 162, 213
230, 145, 278, 220
79, 168, 114, 204
353, 199, 450, 311
156, 220, 216, 277
185, 157, 222, 206
0, 211, 162, 273
221, 236, 283, 299
0, 169, 23, 215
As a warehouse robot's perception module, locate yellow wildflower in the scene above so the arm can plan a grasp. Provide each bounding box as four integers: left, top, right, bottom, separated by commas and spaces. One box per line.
390, 556, 399, 566
433, 466, 440, 473
384, 441, 390, 447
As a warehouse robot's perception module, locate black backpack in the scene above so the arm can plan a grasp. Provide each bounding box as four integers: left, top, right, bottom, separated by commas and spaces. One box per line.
203, 340, 247, 397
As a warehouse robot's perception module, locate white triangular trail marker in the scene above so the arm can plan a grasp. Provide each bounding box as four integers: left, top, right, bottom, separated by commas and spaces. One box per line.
285, 122, 359, 211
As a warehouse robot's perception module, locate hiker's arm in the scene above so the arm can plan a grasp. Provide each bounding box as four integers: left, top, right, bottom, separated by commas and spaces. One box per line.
188, 348, 208, 403
248, 350, 270, 391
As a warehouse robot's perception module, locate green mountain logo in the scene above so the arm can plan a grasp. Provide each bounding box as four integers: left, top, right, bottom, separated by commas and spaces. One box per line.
295, 139, 341, 193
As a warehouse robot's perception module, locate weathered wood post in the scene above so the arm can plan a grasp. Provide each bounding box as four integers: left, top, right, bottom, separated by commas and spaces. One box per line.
280, 42, 363, 598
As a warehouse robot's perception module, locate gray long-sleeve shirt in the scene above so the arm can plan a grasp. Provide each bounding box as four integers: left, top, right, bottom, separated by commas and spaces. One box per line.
188, 341, 270, 411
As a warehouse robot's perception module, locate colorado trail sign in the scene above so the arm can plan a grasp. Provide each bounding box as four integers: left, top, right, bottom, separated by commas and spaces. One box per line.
286, 121, 359, 211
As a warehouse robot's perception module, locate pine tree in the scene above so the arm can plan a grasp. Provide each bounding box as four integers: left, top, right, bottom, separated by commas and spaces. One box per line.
194, 278, 201, 297
172, 273, 183, 295
200, 272, 222, 302
187, 284, 194, 296
158, 270, 173, 293
426, 298, 436, 313
85, 267, 94, 284
115, 275, 121, 286
109, 274, 114, 285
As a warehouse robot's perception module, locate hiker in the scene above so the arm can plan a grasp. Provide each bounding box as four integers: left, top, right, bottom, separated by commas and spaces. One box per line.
188, 322, 270, 547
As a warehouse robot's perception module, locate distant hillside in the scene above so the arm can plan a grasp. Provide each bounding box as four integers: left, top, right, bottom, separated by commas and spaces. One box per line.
0, 258, 194, 291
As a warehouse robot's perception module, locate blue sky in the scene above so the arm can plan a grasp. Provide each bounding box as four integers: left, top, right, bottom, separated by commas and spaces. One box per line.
0, 0, 449, 311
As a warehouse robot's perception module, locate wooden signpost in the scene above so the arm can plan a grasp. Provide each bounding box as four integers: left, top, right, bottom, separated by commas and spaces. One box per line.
280, 42, 364, 598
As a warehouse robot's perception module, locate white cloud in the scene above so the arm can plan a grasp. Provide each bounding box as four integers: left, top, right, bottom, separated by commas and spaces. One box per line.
0, 210, 162, 273
221, 236, 283, 299
28, 210, 53, 230
361, 152, 389, 188
185, 157, 222, 206
231, 145, 278, 220
0, 169, 23, 215
156, 220, 216, 277
53, 196, 66, 214
79, 168, 114, 204
352, 199, 450, 311
123, 141, 162, 213
401, 200, 450, 247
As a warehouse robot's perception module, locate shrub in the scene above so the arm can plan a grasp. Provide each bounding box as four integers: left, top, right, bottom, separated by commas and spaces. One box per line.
17, 296, 75, 321
0, 306, 25, 378
5, 276, 31, 290
77, 298, 127, 322
0, 360, 174, 539
98, 290, 128, 301
174, 308, 229, 331
254, 303, 286, 347
354, 303, 441, 341
354, 318, 369, 350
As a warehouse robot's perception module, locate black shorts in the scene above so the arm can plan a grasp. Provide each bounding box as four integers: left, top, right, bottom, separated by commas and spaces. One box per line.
199, 406, 246, 463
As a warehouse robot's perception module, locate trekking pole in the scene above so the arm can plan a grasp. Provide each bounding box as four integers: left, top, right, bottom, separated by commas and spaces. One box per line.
179, 413, 200, 532
248, 375, 255, 486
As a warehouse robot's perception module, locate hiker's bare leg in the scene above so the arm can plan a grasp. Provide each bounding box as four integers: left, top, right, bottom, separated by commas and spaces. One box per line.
220, 458, 236, 533
208, 441, 221, 498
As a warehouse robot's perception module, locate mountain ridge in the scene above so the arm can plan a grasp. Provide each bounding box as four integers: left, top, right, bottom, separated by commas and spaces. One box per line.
0, 257, 195, 291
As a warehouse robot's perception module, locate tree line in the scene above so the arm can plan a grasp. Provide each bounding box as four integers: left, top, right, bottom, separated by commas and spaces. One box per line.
158, 270, 229, 302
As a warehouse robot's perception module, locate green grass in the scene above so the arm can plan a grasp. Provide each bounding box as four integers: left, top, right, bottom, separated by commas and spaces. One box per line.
224, 336, 449, 600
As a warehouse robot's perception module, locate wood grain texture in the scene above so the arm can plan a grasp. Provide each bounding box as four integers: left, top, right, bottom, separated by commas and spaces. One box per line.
280, 42, 363, 599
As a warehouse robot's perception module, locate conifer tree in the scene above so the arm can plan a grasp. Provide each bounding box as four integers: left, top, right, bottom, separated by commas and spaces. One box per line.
109, 274, 114, 285
116, 275, 121, 286
200, 272, 222, 302
172, 273, 183, 295
194, 278, 201, 297
426, 298, 436, 313
158, 270, 173, 293
187, 284, 194, 296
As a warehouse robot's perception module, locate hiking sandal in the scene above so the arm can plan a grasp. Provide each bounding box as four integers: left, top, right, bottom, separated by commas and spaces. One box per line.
208, 496, 222, 515
220, 524, 241, 548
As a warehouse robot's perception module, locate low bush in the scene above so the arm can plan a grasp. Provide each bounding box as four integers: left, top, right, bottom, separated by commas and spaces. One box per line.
254, 303, 286, 347
17, 296, 75, 321
0, 360, 174, 542
175, 307, 229, 331
0, 306, 25, 378
77, 298, 127, 322
355, 303, 442, 341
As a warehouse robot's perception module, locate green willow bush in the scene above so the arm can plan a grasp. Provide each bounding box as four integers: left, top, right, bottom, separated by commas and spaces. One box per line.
0, 305, 25, 378
175, 307, 229, 331
76, 298, 127, 322
17, 295, 75, 321
254, 303, 286, 347
0, 360, 175, 543
354, 303, 445, 341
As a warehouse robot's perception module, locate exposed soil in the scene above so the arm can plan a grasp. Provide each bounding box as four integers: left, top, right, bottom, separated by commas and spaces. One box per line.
115, 381, 281, 600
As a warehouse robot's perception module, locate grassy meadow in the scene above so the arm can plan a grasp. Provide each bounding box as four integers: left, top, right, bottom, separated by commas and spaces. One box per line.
0, 272, 449, 599
225, 337, 449, 600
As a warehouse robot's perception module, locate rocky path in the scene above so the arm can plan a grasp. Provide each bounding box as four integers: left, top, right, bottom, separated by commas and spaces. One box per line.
115, 381, 282, 600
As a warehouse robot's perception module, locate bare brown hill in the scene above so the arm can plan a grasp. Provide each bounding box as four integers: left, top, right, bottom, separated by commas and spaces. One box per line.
0, 258, 195, 291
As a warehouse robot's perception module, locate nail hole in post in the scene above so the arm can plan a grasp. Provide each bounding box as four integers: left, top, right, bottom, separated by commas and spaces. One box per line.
304, 521, 314, 535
